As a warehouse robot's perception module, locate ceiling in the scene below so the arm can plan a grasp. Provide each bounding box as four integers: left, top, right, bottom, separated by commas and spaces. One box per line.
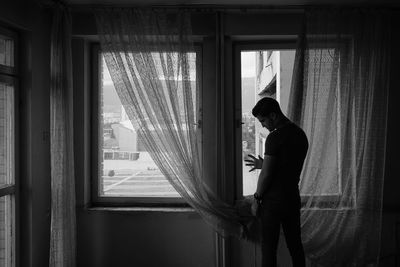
60, 0, 399, 6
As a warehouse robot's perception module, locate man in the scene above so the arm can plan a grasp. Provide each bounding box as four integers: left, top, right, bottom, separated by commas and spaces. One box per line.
245, 97, 308, 267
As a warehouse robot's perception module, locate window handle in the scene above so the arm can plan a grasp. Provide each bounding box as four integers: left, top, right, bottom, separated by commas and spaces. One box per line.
236, 120, 244, 128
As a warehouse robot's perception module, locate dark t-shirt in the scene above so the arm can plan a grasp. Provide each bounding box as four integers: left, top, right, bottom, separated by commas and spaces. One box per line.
262, 121, 308, 208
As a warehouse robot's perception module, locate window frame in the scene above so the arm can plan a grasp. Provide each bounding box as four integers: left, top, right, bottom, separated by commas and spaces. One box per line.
0, 24, 19, 267
233, 39, 352, 207
90, 43, 202, 207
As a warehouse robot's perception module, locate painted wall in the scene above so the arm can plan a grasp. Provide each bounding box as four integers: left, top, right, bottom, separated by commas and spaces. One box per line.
379, 17, 400, 266
28, 10, 52, 267
76, 210, 216, 267
0, 0, 33, 30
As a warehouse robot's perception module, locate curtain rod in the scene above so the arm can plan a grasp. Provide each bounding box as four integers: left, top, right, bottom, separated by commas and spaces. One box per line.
65, 3, 399, 13
68, 4, 302, 12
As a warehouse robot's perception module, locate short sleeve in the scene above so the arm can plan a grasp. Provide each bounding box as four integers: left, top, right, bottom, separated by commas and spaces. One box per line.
264, 132, 280, 156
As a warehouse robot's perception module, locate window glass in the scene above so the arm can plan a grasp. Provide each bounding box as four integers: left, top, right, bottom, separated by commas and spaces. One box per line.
98, 52, 198, 198
0, 82, 14, 186
241, 52, 259, 196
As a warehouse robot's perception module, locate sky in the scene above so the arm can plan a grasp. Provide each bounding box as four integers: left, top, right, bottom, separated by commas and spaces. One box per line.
241, 51, 256, 78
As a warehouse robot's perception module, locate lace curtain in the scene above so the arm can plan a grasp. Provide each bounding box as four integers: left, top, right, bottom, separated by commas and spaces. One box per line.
288, 9, 391, 266
49, 5, 76, 267
95, 8, 244, 237
95, 8, 391, 266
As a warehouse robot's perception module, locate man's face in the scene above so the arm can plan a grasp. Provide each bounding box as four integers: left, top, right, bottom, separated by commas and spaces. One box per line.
256, 114, 274, 131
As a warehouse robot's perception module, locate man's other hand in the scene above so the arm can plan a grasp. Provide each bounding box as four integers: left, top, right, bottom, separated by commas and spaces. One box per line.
245, 154, 263, 172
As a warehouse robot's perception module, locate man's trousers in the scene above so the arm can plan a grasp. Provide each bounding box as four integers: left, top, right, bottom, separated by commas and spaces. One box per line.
260, 203, 305, 267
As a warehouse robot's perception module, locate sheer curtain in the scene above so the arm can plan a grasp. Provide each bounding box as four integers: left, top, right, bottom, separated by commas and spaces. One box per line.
288, 9, 391, 266
49, 5, 76, 267
95, 8, 244, 237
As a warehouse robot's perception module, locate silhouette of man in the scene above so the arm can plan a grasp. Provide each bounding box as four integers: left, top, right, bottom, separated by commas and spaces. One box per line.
245, 97, 308, 267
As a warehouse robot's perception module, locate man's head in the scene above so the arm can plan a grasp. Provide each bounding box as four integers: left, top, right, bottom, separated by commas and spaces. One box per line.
252, 97, 284, 131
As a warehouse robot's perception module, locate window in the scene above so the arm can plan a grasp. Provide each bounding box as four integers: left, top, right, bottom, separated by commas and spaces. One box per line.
0, 26, 17, 267
234, 42, 350, 202
91, 44, 201, 206
235, 43, 296, 197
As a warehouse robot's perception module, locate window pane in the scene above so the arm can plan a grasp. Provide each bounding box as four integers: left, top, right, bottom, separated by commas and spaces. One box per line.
0, 82, 14, 186
241, 52, 259, 196
241, 50, 295, 196
99, 53, 197, 198
0, 35, 14, 67
0, 195, 14, 267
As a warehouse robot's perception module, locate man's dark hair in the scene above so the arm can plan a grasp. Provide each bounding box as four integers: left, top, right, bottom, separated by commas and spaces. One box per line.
252, 97, 283, 117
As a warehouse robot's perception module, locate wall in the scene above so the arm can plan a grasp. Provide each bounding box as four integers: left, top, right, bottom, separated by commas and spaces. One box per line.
76, 210, 215, 267
0, 0, 32, 30
28, 10, 52, 267
380, 15, 400, 266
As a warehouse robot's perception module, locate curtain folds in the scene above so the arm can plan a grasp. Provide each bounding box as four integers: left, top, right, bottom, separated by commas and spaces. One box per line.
95, 7, 391, 266
95, 8, 246, 237
288, 9, 391, 266
49, 5, 76, 267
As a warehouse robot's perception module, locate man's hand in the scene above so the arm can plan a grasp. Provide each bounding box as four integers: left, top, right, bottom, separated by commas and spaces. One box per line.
251, 198, 261, 217
245, 154, 263, 172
